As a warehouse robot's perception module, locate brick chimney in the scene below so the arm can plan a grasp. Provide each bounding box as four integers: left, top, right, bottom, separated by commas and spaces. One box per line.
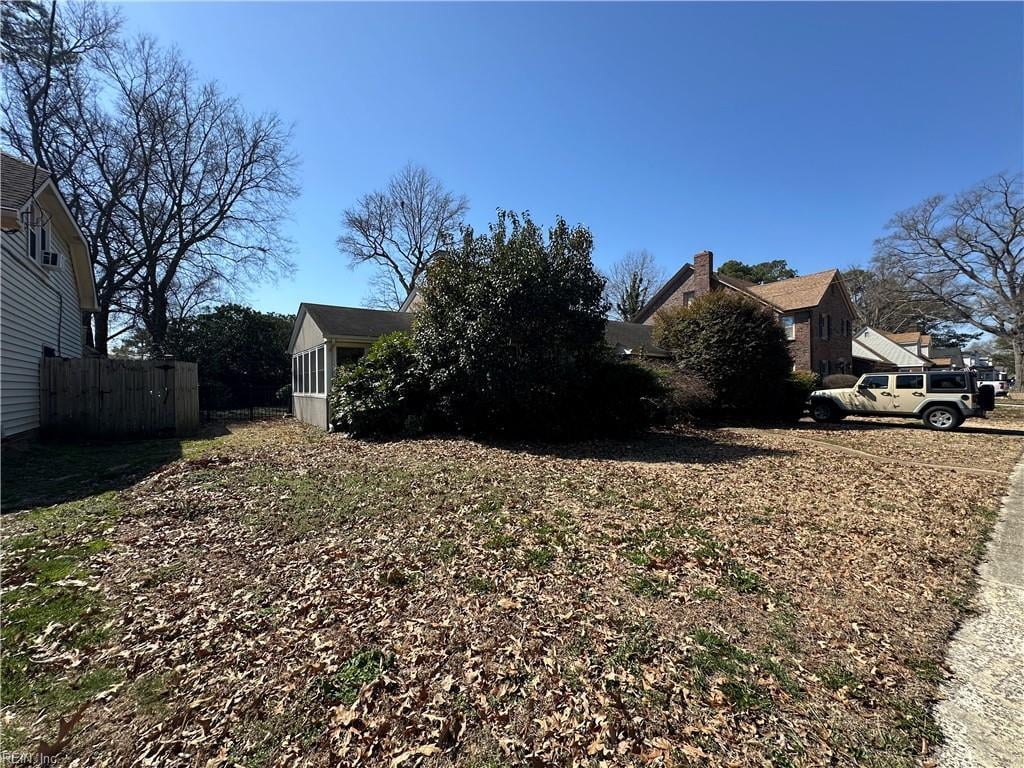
693, 250, 713, 295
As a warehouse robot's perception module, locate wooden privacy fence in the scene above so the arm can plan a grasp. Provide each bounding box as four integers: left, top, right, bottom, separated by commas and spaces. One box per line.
40, 358, 199, 437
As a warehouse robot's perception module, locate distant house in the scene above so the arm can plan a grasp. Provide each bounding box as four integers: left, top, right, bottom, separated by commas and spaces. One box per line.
1, 153, 98, 439
633, 250, 856, 377
287, 301, 666, 429
853, 327, 964, 373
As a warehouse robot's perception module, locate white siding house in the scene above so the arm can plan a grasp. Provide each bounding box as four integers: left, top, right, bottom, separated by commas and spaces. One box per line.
287, 304, 414, 429
1, 153, 98, 438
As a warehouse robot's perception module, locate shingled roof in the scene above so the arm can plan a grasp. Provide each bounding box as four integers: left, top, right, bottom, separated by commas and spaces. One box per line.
741, 269, 841, 312
883, 330, 931, 346
303, 304, 414, 339
1, 152, 51, 213
605, 320, 668, 358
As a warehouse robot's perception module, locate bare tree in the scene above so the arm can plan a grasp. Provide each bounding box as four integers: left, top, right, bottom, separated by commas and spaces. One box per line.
337, 163, 468, 308
100, 38, 298, 352
874, 172, 1023, 383
4, 9, 299, 354
605, 249, 665, 321
1, 0, 121, 175
841, 265, 972, 343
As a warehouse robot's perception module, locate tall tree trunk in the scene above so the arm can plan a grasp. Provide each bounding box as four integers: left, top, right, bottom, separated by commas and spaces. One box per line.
1013, 335, 1023, 391
93, 309, 110, 357
146, 294, 169, 355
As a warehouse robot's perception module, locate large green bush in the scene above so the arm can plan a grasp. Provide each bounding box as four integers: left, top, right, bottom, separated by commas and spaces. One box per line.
329, 333, 426, 436
779, 370, 820, 422
415, 210, 654, 438
332, 213, 670, 439
653, 291, 794, 420
822, 373, 858, 389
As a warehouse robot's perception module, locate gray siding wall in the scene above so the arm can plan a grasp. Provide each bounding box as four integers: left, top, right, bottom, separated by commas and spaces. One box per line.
292, 394, 328, 430
1, 224, 84, 438
291, 312, 324, 354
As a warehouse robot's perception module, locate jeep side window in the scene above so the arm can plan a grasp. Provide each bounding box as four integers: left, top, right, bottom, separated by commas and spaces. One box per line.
895, 374, 924, 389
928, 372, 967, 391
860, 375, 889, 390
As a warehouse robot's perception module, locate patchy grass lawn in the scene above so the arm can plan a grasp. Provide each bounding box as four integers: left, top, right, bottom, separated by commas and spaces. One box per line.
1, 415, 1021, 766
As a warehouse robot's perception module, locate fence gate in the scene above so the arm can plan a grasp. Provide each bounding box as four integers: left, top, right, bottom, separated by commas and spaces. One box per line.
40, 358, 199, 437
198, 382, 291, 422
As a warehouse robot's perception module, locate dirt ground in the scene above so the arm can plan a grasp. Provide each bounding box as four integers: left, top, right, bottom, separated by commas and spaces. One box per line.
2, 408, 1022, 767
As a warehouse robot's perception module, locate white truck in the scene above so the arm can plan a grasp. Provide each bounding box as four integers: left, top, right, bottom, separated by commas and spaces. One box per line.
976, 369, 1011, 397
808, 370, 994, 431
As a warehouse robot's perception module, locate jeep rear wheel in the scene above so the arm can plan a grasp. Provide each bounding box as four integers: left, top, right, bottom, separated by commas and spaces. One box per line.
923, 405, 962, 432
810, 401, 836, 423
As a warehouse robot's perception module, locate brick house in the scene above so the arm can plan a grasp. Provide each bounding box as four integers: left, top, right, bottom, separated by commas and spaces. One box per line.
633, 251, 856, 376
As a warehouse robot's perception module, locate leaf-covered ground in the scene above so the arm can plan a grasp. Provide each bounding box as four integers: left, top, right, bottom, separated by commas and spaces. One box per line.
2, 411, 1022, 767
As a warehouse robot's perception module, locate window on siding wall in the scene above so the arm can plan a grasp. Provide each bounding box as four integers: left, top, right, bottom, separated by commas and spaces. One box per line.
316, 346, 325, 393
292, 346, 327, 395
781, 316, 795, 340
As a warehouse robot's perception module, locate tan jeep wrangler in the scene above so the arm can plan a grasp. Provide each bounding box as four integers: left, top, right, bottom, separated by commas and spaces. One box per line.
808, 371, 994, 431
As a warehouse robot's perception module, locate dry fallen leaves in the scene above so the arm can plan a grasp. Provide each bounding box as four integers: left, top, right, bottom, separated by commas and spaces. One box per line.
1, 414, 1021, 767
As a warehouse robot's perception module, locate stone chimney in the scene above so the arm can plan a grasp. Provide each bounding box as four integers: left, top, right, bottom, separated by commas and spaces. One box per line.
693, 250, 713, 295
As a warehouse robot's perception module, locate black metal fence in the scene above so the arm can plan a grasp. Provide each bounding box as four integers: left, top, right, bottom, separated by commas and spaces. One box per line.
198, 382, 290, 422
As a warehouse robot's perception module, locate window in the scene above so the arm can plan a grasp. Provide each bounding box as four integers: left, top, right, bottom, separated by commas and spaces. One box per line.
826, 315, 832, 340
42, 345, 56, 358
292, 346, 327, 395
861, 375, 890, 390
896, 374, 924, 390
781, 316, 795, 340
29, 222, 58, 267
818, 360, 829, 378
928, 372, 967, 392
683, 291, 696, 307
818, 315, 825, 340
316, 346, 325, 394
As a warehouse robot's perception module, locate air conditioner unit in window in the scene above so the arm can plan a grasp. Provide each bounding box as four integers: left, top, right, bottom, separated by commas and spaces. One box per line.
41, 251, 60, 268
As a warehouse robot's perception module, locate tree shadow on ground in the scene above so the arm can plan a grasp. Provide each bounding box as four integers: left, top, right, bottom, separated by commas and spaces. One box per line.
1, 423, 229, 513
783, 419, 1024, 439
486, 428, 795, 465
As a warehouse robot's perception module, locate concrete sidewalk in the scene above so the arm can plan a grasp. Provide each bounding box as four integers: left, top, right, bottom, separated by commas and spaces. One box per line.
936, 457, 1024, 768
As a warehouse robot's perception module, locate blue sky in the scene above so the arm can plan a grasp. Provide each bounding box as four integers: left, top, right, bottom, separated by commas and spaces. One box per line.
117, 1, 1024, 315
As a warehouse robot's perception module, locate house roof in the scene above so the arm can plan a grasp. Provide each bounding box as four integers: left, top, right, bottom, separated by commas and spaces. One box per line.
854, 326, 933, 368
304, 303, 414, 339
1, 152, 51, 213
605, 320, 668, 358
635, 261, 855, 322
883, 330, 931, 346
742, 269, 841, 312
852, 337, 893, 364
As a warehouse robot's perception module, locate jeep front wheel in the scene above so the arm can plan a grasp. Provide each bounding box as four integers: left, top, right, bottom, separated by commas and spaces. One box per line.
923, 405, 962, 432
810, 401, 837, 423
